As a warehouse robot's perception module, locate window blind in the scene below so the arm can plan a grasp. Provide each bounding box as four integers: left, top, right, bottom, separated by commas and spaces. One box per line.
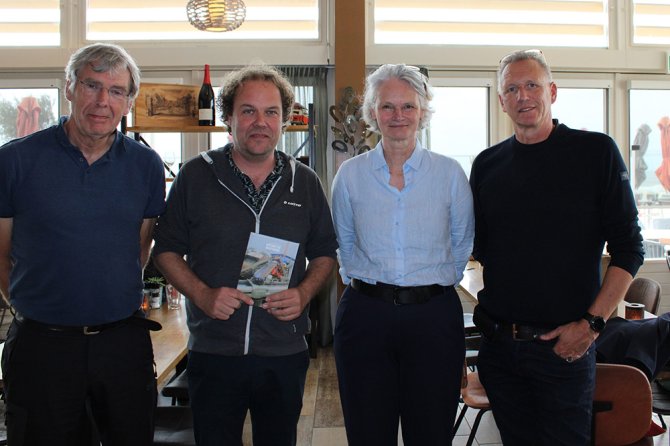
633, 0, 670, 45
374, 0, 609, 48
0, 0, 60, 47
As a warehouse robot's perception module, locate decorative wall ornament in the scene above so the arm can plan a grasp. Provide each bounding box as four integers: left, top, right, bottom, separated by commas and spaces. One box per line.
186, 0, 246, 32
330, 86, 372, 157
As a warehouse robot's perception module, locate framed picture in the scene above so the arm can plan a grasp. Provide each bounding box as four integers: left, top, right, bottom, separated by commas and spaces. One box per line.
133, 83, 200, 128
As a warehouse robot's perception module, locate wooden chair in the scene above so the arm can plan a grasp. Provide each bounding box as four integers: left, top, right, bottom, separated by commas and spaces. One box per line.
453, 363, 490, 446
454, 362, 652, 446
624, 277, 661, 315
592, 363, 652, 446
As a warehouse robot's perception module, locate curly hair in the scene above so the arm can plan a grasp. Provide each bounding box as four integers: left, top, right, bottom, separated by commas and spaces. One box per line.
216, 64, 295, 130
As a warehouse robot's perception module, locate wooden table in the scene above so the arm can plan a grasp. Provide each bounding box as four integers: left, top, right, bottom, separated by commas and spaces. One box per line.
459, 260, 484, 302
457, 260, 656, 321
148, 302, 189, 386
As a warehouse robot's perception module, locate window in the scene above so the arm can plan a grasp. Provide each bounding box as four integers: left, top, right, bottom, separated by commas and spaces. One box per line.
0, 87, 59, 145
373, 0, 609, 47
427, 85, 490, 177
424, 77, 609, 180
633, 0, 670, 45
0, 0, 60, 47
86, 0, 319, 41
552, 86, 607, 133
629, 84, 670, 257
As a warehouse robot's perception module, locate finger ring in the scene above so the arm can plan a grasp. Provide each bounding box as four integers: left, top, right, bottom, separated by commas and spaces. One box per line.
566, 357, 574, 363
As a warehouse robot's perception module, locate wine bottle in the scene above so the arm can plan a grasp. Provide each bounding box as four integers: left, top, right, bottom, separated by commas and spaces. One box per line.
198, 64, 215, 126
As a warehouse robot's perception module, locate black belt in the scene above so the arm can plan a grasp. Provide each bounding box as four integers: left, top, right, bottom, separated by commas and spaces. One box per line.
15, 311, 162, 335
497, 323, 554, 341
473, 305, 554, 341
350, 278, 446, 305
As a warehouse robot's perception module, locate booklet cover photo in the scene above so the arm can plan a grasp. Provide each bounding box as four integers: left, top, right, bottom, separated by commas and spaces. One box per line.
237, 232, 299, 307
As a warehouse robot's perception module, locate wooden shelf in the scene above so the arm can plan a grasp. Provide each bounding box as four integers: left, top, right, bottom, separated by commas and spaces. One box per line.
127, 125, 309, 133
287, 125, 309, 132
127, 125, 227, 133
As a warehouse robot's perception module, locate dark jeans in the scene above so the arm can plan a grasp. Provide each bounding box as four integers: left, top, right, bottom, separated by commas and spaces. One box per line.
478, 335, 596, 446
1, 317, 157, 446
187, 349, 310, 446
334, 285, 464, 446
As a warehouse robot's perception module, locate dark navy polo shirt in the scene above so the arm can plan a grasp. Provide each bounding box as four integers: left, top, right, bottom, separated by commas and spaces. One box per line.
0, 117, 166, 325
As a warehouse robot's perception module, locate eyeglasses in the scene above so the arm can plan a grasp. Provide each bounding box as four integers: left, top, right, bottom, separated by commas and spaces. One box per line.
77, 80, 130, 102
499, 49, 545, 67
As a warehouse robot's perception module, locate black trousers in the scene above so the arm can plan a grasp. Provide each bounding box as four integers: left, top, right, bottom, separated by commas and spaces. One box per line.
187, 350, 310, 446
1, 317, 157, 446
334, 285, 465, 446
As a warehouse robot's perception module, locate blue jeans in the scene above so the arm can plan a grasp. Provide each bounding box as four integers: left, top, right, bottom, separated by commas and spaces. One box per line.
478, 335, 596, 446
187, 350, 309, 446
334, 285, 464, 446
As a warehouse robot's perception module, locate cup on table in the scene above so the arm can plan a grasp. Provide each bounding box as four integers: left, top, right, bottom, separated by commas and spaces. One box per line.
141, 289, 151, 314
624, 302, 645, 320
166, 284, 181, 310
148, 287, 162, 309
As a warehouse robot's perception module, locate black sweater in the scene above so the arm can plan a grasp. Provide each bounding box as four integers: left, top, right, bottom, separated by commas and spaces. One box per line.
470, 121, 644, 327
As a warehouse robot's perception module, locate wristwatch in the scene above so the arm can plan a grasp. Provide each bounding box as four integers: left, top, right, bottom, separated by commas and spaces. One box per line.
583, 312, 606, 333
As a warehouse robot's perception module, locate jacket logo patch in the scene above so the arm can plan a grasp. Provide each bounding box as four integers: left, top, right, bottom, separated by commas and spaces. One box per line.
284, 201, 302, 208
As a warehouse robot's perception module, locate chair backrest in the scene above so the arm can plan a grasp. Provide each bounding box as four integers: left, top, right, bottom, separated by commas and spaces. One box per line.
592, 363, 652, 446
624, 277, 661, 315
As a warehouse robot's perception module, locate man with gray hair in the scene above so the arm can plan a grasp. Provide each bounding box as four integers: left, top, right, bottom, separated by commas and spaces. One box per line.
0, 43, 165, 445
470, 49, 643, 444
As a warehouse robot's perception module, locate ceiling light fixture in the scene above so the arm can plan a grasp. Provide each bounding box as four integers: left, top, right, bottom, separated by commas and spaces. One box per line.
186, 0, 246, 32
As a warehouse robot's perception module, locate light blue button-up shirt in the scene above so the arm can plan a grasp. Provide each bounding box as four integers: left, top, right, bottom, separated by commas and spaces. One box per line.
331, 141, 474, 287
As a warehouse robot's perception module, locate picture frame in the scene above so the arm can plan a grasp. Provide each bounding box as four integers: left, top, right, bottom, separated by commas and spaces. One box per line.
132, 83, 200, 128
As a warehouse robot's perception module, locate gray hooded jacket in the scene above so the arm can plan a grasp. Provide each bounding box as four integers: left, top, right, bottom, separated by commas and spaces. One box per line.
153, 145, 338, 357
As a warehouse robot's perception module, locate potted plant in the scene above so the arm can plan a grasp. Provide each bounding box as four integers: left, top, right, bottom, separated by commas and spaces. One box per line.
143, 256, 166, 309
144, 276, 165, 309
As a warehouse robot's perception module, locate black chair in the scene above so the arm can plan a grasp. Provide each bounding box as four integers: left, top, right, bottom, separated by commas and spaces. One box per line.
161, 369, 189, 406
652, 378, 670, 429
153, 406, 195, 446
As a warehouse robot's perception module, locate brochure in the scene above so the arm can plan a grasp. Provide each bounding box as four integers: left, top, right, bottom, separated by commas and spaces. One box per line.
237, 232, 299, 307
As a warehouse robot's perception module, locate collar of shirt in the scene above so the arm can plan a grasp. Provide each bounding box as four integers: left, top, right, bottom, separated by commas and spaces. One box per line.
371, 139, 427, 184
225, 145, 284, 213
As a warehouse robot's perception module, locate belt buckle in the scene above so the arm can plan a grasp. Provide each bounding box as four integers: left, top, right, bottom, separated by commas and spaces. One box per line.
392, 286, 402, 306
512, 324, 540, 341
83, 326, 101, 335
511, 323, 534, 341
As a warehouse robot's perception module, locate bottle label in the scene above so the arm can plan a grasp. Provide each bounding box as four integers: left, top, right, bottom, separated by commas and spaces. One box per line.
199, 109, 213, 121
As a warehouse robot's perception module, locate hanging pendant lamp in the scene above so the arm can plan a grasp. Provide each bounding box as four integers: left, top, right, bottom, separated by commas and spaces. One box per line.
186, 0, 246, 32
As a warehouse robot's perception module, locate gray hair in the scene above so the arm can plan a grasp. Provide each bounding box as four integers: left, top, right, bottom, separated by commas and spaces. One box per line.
65, 43, 141, 100
362, 64, 434, 134
497, 49, 552, 94
217, 64, 295, 130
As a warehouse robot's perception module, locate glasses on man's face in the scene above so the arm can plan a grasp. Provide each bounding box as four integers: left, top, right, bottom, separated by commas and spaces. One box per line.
499, 49, 545, 67
77, 79, 130, 102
